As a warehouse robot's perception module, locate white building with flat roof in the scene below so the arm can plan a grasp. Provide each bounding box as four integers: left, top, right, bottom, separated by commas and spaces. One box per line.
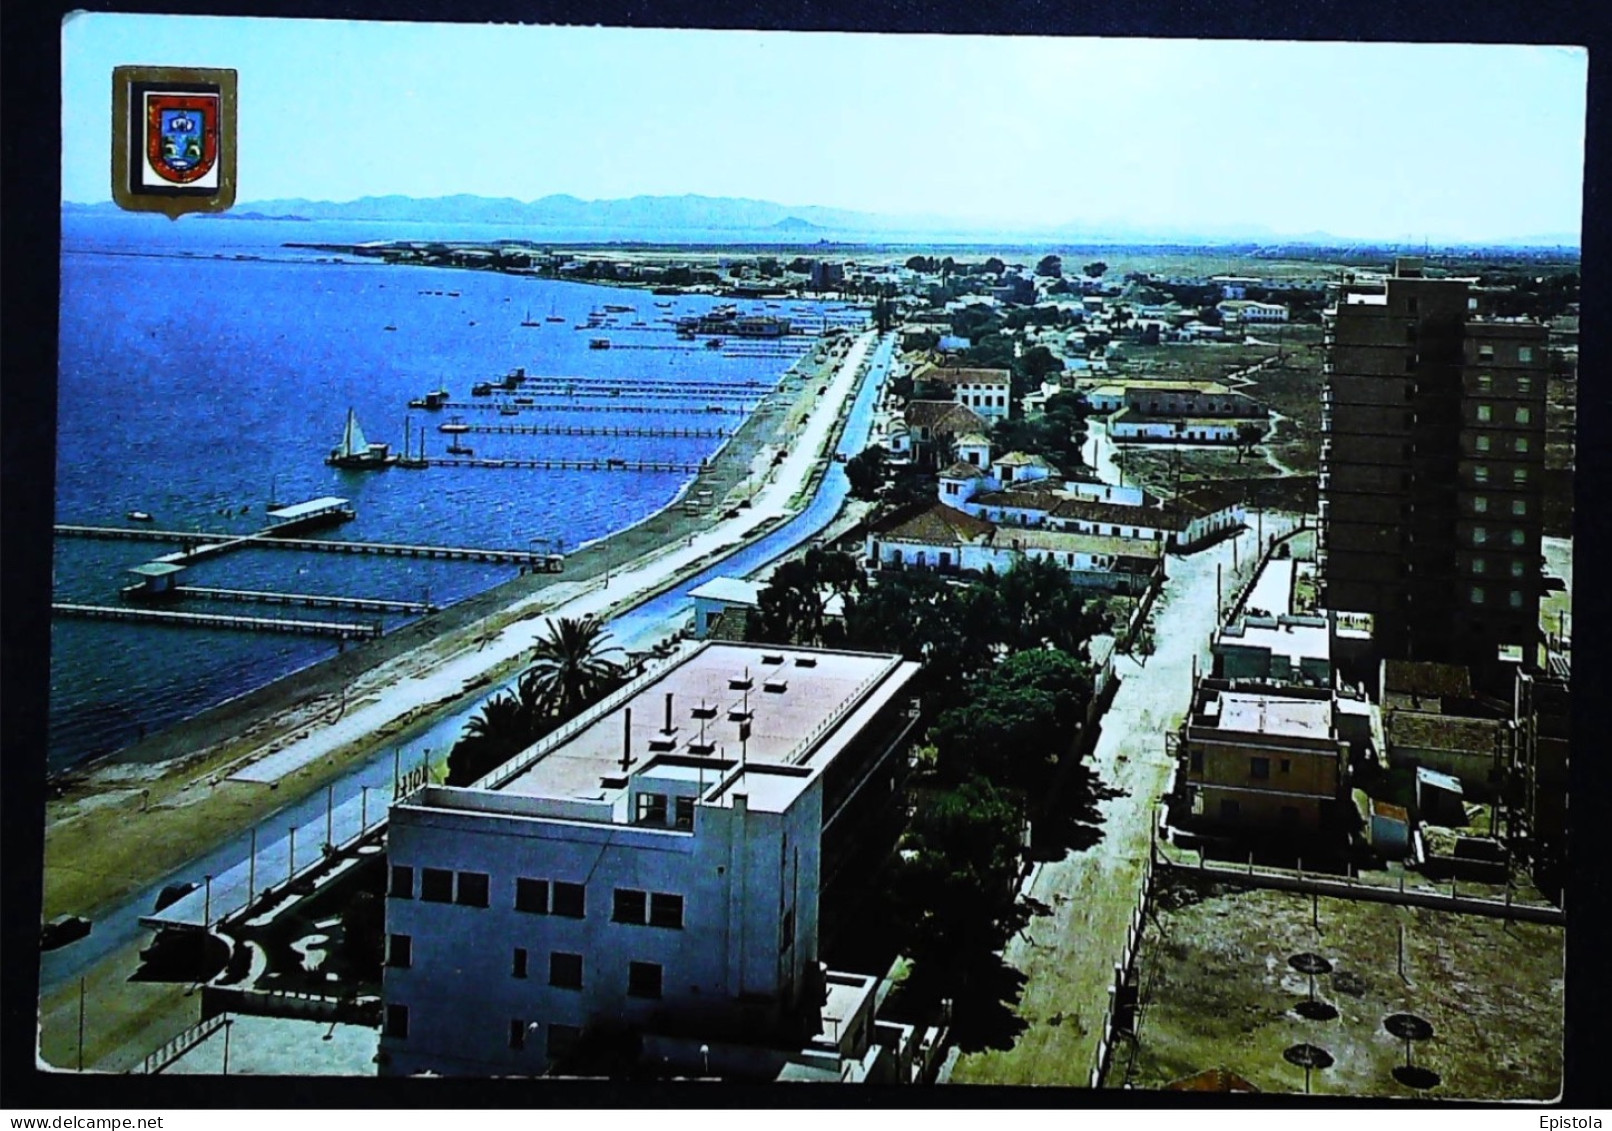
381, 642, 922, 1078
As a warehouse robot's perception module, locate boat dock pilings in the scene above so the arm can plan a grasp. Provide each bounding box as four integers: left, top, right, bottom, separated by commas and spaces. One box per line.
54, 524, 564, 567
52, 603, 382, 642
463, 423, 731, 439
162, 586, 438, 615
439, 402, 749, 415
425, 458, 704, 473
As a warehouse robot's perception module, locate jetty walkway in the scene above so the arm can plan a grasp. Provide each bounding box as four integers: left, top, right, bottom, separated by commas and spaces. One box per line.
52, 603, 381, 642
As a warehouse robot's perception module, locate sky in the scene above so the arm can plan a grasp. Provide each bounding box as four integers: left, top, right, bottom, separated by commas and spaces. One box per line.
61, 16, 1589, 242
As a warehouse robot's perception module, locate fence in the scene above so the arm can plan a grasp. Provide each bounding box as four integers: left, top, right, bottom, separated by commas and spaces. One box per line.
201, 985, 383, 1026
129, 1013, 228, 1075
1089, 847, 1157, 1088
1159, 851, 1564, 925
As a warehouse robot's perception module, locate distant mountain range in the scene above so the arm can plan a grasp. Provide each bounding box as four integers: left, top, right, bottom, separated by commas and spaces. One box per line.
59, 194, 1580, 249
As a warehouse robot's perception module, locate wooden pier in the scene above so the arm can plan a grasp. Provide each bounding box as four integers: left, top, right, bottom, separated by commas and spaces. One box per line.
464, 421, 730, 438
440, 402, 748, 416
168, 586, 438, 615
54, 524, 564, 567
426, 457, 703, 473
53, 603, 382, 641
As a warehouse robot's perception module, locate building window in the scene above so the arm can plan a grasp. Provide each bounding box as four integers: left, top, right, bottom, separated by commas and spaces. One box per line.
512, 948, 528, 979
547, 1025, 581, 1061
635, 793, 668, 825
1513, 468, 1529, 485
1478, 344, 1495, 361
456, 872, 490, 908
1189, 751, 1203, 773
389, 865, 414, 899
549, 951, 584, 990
1510, 590, 1524, 609
1472, 526, 1488, 545
384, 1004, 409, 1040
675, 796, 696, 831
613, 888, 648, 924
516, 878, 549, 914
1250, 757, 1270, 780
509, 1020, 527, 1051
1518, 346, 1534, 363
1512, 499, 1527, 516
552, 882, 586, 919
1476, 374, 1493, 392
1511, 529, 1526, 547
649, 892, 685, 930
1476, 404, 1492, 423
1517, 376, 1533, 394
1473, 497, 1488, 513
628, 961, 664, 999
1515, 407, 1532, 425
1280, 759, 1292, 774
1471, 587, 1485, 605
1473, 465, 1489, 484
1511, 560, 1526, 578
1475, 435, 1490, 452
1472, 558, 1486, 575
420, 867, 453, 903
1514, 437, 1530, 453
386, 933, 412, 969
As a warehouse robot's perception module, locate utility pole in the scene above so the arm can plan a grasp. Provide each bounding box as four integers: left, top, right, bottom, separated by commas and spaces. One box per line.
77, 977, 86, 1072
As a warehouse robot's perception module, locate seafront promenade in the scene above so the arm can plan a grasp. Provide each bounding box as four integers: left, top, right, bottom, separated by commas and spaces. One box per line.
37, 329, 888, 1071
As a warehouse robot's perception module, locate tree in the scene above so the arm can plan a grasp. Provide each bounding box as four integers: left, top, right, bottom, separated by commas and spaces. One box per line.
1082, 261, 1109, 279
747, 548, 863, 648
1020, 344, 1062, 383
892, 776, 1029, 991
929, 645, 1092, 789
518, 615, 627, 725
1035, 254, 1063, 278
988, 556, 1103, 657
446, 689, 535, 786
1236, 419, 1267, 461
845, 445, 888, 501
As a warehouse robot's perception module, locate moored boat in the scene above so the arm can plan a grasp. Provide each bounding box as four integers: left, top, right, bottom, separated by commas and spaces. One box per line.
326, 408, 397, 469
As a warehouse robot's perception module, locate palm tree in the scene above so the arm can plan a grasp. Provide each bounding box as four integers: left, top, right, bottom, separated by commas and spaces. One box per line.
445, 690, 533, 786
519, 615, 627, 724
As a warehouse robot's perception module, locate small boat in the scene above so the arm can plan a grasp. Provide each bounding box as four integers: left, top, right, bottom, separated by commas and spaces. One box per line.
448, 291, 461, 297
521, 307, 541, 327
654, 301, 673, 309
397, 419, 429, 469
589, 338, 611, 350
326, 408, 396, 469
407, 387, 451, 411
499, 405, 520, 416
706, 338, 724, 350
446, 439, 475, 456
604, 303, 635, 313
547, 316, 565, 323
471, 382, 494, 396
438, 416, 471, 434
383, 323, 398, 331
126, 510, 154, 523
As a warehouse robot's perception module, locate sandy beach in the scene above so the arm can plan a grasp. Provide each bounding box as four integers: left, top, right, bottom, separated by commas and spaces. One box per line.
42, 328, 880, 924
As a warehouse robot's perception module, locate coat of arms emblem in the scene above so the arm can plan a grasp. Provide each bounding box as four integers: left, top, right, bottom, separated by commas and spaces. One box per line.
111, 66, 237, 218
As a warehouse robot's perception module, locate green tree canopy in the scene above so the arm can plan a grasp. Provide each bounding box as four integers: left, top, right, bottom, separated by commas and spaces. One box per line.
845, 445, 888, 502
747, 547, 864, 648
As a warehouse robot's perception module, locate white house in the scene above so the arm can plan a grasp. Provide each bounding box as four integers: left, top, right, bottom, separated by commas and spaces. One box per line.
688, 577, 849, 640
382, 642, 923, 1079
954, 432, 992, 468
932, 367, 1012, 423
865, 503, 1162, 594
1218, 300, 1290, 324
1109, 410, 1241, 444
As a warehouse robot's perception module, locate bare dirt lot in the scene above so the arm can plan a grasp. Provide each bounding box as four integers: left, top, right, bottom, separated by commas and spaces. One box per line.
1112, 873, 1564, 1099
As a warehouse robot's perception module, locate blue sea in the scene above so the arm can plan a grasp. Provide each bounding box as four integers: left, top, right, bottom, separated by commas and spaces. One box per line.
52, 211, 851, 771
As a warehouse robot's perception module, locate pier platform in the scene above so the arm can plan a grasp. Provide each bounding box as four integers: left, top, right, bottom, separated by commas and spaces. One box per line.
168, 586, 437, 615
53, 603, 381, 641
464, 422, 731, 438
426, 457, 703, 472
55, 525, 562, 567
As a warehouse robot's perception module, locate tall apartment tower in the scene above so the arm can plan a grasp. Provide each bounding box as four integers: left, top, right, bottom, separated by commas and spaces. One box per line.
1319, 258, 1548, 686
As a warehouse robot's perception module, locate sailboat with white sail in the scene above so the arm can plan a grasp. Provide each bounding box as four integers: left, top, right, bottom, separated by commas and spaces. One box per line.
325, 408, 397, 469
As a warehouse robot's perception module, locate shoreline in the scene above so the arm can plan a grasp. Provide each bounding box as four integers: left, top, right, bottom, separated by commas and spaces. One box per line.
42, 330, 876, 922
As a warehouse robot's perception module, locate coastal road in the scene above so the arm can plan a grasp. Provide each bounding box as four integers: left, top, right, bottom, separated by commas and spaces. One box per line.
39, 330, 894, 997
948, 514, 1298, 1087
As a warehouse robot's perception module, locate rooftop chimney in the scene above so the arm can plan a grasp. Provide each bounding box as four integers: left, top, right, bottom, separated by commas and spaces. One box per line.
663, 692, 674, 734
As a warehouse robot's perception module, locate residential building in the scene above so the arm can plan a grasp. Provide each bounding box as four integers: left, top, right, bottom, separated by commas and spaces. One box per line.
1319, 258, 1548, 685
1218, 300, 1290, 324
687, 577, 847, 641
865, 503, 1162, 594
929, 366, 1013, 423
809, 261, 845, 291
1177, 681, 1351, 834
1210, 275, 1262, 300
898, 400, 990, 467
1378, 659, 1511, 792
381, 642, 923, 1078
1109, 411, 1240, 444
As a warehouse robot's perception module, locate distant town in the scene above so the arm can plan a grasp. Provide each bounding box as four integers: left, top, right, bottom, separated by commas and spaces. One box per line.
44, 237, 1575, 1095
